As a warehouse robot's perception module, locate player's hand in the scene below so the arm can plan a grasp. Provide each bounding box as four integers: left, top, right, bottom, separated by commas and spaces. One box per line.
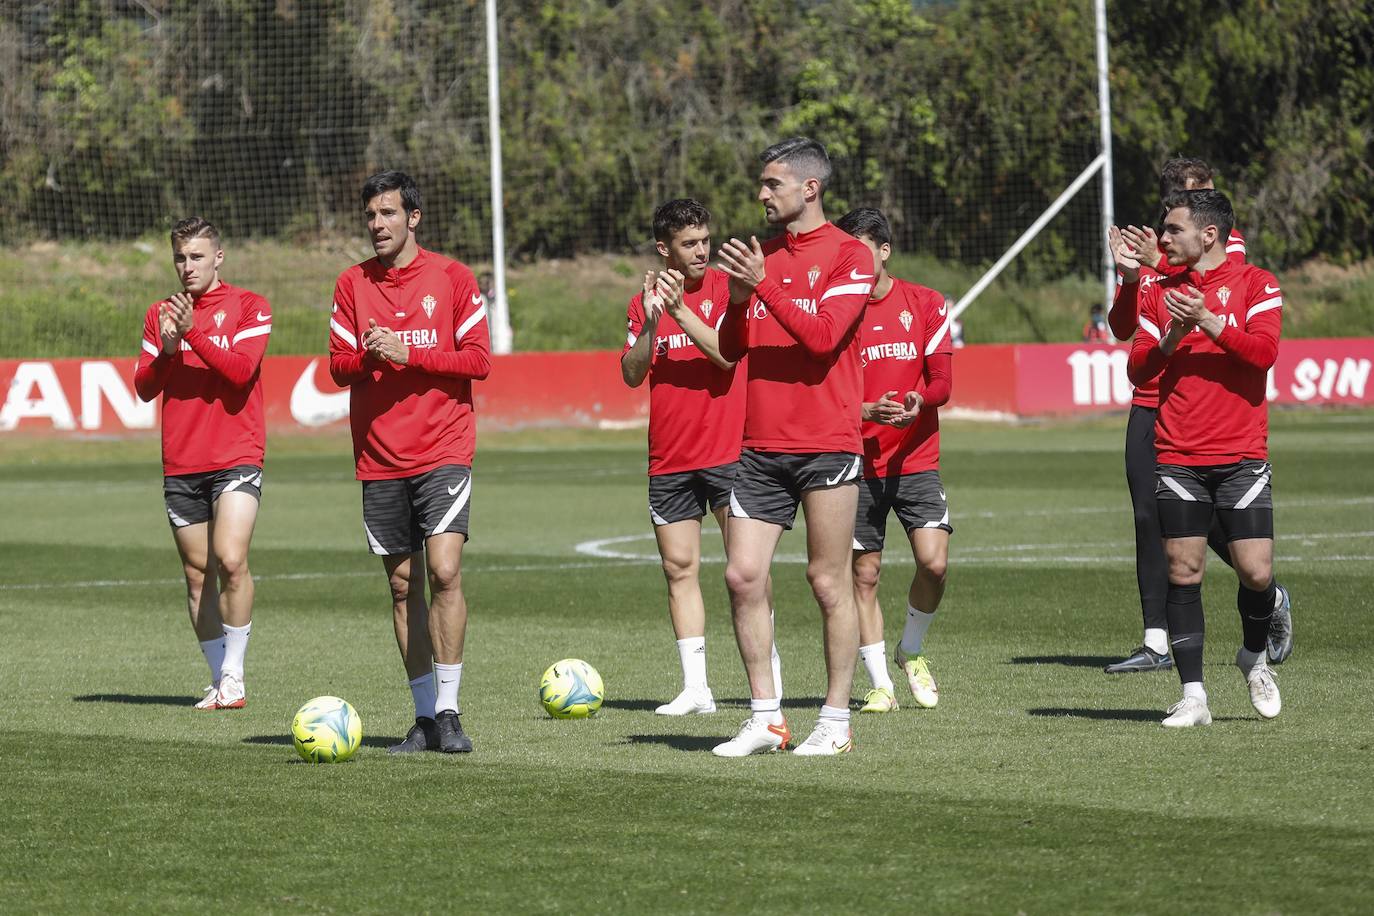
167, 291, 195, 335
1163, 285, 1207, 327
1121, 224, 1158, 266
1108, 226, 1142, 284
717, 237, 766, 304
891, 390, 924, 427
363, 318, 409, 365
157, 302, 182, 354
657, 269, 685, 317
642, 271, 665, 324
871, 390, 906, 425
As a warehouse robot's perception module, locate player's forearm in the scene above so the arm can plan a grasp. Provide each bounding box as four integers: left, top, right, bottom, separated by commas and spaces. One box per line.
1215, 325, 1280, 370
1108, 281, 1139, 340
920, 355, 953, 408
408, 345, 492, 380
673, 311, 734, 370
133, 355, 175, 401
621, 338, 653, 387
329, 351, 373, 385
756, 278, 859, 357
718, 303, 749, 362
184, 328, 261, 387
1128, 340, 1170, 386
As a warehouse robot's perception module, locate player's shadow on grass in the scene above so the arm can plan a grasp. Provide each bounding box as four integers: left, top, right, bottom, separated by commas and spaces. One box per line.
74, 693, 198, 707
622, 734, 721, 752
717, 696, 825, 710
600, 699, 665, 711
1009, 655, 1118, 669
242, 735, 400, 749
1028, 707, 1252, 724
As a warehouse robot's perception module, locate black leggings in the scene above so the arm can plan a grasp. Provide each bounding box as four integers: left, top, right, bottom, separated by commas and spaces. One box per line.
1124, 405, 1233, 632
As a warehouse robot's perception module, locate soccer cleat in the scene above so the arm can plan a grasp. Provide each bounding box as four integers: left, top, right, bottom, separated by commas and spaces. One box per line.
193, 684, 220, 710
387, 717, 439, 754
792, 719, 854, 756
1267, 585, 1294, 664
1237, 651, 1281, 719
711, 715, 791, 757
859, 686, 899, 713
894, 647, 939, 708
435, 710, 473, 753
215, 673, 246, 709
1104, 646, 1174, 674
1161, 696, 1212, 727
654, 687, 717, 716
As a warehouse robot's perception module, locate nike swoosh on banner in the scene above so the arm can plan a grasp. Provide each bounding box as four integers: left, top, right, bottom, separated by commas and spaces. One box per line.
256, 311, 270, 321
849, 268, 874, 281
1264, 284, 1280, 294
289, 358, 350, 427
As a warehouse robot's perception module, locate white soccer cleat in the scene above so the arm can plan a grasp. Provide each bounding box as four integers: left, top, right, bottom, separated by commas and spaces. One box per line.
792, 719, 854, 756
193, 684, 220, 711
711, 715, 791, 757
894, 647, 939, 708
216, 672, 246, 710
1161, 696, 1212, 728
1237, 651, 1281, 719
655, 687, 717, 716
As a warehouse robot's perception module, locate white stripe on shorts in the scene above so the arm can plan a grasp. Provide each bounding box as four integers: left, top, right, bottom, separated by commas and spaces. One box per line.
1159, 475, 1197, 501
363, 520, 387, 556
167, 507, 192, 528
1233, 471, 1271, 510
432, 477, 472, 536
729, 489, 750, 519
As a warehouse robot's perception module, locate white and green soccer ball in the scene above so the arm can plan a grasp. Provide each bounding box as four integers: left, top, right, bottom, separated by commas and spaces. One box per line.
291, 696, 363, 763
539, 658, 604, 719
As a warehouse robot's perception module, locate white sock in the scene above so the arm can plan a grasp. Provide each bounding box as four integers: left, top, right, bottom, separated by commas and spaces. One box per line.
819, 704, 851, 725
434, 662, 463, 714
1182, 681, 1207, 702
199, 637, 225, 684
1143, 628, 1169, 656
409, 672, 436, 720
899, 605, 935, 655
1236, 647, 1264, 671
859, 641, 894, 691
750, 697, 782, 725
220, 623, 250, 679
676, 636, 707, 690
770, 609, 783, 698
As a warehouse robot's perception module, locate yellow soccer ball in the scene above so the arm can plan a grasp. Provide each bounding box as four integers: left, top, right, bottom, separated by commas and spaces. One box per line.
291, 696, 363, 763
539, 659, 604, 719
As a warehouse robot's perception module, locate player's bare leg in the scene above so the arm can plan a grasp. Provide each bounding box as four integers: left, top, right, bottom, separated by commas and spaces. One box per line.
426, 531, 473, 752
716, 506, 782, 699
1228, 536, 1281, 718
172, 522, 224, 707
893, 527, 948, 708
384, 551, 442, 752
852, 549, 897, 712
653, 518, 716, 715
205, 491, 259, 708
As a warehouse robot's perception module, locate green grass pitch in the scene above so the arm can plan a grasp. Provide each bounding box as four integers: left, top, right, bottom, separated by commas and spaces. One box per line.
2, 412, 1372, 913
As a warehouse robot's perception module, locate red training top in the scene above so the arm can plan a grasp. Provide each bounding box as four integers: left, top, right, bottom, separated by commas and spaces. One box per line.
718, 222, 874, 454
858, 277, 953, 478
328, 247, 491, 480
134, 282, 272, 476
624, 268, 745, 476
1127, 259, 1282, 465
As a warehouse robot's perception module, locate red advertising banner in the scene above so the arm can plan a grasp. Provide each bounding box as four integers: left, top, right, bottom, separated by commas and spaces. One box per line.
3, 339, 1371, 436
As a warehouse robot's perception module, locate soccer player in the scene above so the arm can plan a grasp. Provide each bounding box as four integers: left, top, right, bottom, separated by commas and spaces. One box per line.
1125, 189, 1284, 727
620, 199, 782, 715
328, 170, 491, 753
134, 217, 271, 710
1106, 157, 1292, 674
834, 208, 953, 715
711, 137, 875, 757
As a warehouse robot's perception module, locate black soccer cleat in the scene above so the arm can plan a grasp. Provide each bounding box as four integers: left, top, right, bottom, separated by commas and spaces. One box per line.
388, 716, 439, 754
435, 710, 473, 754
1104, 646, 1174, 674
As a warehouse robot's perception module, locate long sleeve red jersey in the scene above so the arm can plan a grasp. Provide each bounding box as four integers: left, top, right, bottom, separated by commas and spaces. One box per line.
859, 278, 953, 477
718, 222, 874, 454
134, 282, 272, 476
1128, 259, 1282, 465
328, 248, 491, 480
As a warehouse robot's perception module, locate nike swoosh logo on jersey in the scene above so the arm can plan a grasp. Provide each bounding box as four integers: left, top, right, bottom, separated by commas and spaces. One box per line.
289, 358, 350, 427
850, 269, 874, 280
256, 311, 269, 321
447, 484, 462, 495
472, 294, 482, 304
938, 304, 948, 316
1264, 284, 1280, 294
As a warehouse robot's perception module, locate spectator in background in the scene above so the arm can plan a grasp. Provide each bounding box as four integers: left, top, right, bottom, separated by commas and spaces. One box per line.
947, 299, 965, 348
1083, 303, 1110, 343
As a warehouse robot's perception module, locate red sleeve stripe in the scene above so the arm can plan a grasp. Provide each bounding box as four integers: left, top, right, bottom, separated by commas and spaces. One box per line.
819, 281, 873, 302
232, 325, 271, 345
924, 316, 951, 356
1138, 315, 1162, 341
455, 303, 487, 343
330, 318, 357, 350
1246, 297, 1283, 321
142, 339, 159, 357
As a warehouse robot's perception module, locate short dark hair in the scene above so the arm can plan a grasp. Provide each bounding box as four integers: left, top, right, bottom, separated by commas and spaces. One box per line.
652, 198, 711, 243
360, 170, 422, 214
170, 216, 220, 250
760, 136, 833, 192
1160, 157, 1213, 198
1161, 189, 1235, 242
835, 207, 891, 246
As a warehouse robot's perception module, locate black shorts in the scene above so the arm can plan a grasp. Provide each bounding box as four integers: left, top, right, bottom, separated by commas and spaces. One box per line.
361, 464, 472, 556
1156, 460, 1274, 541
728, 449, 862, 530
164, 465, 262, 528
853, 471, 953, 552
649, 462, 738, 526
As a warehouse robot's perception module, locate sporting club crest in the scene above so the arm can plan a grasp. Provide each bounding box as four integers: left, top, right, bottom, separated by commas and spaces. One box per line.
213, 310, 226, 328
700, 299, 713, 320
1217, 287, 1231, 308
421, 294, 436, 318
807, 265, 821, 288
899, 309, 913, 332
